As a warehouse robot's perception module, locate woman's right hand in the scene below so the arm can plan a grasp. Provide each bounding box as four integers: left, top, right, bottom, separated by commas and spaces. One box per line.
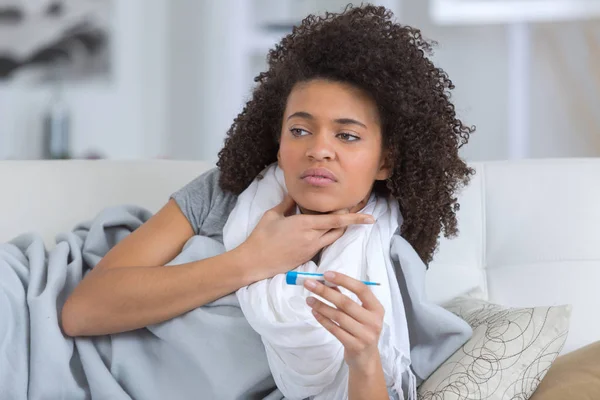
236, 195, 375, 282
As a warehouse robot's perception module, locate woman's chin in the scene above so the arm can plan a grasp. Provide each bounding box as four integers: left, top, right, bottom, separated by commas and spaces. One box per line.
296, 200, 338, 215
292, 192, 362, 215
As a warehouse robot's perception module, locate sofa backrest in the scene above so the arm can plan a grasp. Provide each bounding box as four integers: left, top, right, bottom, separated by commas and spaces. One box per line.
1, 158, 599, 353
0, 160, 212, 247
429, 158, 600, 353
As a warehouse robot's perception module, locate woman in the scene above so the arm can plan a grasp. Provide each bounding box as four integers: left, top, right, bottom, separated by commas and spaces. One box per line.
63, 5, 474, 399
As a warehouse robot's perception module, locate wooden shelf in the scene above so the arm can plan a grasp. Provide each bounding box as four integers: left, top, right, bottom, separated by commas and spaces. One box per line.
431, 0, 600, 25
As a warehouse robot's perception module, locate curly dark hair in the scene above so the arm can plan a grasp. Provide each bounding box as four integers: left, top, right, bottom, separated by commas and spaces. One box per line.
217, 4, 475, 264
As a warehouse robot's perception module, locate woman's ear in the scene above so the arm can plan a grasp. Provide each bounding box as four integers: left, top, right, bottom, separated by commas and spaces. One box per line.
375, 154, 393, 180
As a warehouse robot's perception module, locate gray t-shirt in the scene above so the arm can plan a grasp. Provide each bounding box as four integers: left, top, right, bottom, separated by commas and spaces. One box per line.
171, 167, 237, 244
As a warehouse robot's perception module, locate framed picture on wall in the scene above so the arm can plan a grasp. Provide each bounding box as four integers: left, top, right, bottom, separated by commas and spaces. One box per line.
0, 0, 112, 83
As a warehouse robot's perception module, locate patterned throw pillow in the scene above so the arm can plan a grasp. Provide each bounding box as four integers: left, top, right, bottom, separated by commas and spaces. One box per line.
418, 293, 572, 400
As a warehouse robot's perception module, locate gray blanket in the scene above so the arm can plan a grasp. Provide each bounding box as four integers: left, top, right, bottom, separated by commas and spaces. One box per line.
0, 205, 281, 400
0, 204, 472, 400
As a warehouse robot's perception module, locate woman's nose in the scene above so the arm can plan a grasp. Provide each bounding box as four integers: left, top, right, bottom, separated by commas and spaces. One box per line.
305, 133, 335, 161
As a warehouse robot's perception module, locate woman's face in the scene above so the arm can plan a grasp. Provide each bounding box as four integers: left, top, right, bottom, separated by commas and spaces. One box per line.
278, 79, 390, 214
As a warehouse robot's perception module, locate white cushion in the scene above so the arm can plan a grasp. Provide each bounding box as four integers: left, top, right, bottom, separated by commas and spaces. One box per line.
430, 158, 600, 354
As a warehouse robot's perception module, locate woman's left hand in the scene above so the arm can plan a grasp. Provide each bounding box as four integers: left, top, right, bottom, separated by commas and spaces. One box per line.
304, 271, 385, 372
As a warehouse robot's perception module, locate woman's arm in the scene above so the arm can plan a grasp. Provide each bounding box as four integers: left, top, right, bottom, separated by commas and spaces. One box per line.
61, 199, 254, 336
62, 254, 254, 337
303, 272, 390, 400
62, 197, 374, 337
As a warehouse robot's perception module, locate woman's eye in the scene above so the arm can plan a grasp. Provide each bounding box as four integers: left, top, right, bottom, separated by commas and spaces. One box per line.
291, 128, 310, 137
337, 132, 360, 142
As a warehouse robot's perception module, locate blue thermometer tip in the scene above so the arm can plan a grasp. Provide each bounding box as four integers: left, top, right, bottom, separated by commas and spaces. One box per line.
285, 271, 380, 286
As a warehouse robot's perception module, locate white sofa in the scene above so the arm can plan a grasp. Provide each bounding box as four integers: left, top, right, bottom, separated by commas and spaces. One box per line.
1, 158, 599, 355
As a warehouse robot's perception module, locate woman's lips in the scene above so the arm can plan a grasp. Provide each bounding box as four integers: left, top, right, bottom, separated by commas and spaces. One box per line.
300, 168, 337, 187
302, 175, 336, 187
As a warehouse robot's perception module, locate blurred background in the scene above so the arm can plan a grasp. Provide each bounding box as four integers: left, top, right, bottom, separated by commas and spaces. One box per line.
1, 0, 599, 163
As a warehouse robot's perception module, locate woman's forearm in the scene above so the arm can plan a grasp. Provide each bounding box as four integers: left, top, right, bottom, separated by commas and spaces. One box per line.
348, 355, 389, 400
61, 248, 252, 337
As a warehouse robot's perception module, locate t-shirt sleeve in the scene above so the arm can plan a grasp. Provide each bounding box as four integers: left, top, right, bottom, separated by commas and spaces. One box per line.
170, 167, 221, 235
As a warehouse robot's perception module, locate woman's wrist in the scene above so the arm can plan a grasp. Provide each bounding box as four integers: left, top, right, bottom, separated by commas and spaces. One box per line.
349, 350, 383, 377
186, 245, 255, 297
223, 244, 259, 286
348, 352, 388, 400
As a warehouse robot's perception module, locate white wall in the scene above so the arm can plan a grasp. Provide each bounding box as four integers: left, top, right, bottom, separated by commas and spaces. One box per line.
166, 0, 403, 163
167, 0, 251, 163
167, 0, 512, 163
402, 1, 509, 161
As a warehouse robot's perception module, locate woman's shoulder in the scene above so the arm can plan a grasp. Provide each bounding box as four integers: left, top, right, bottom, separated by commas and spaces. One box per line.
173, 166, 236, 201
184, 166, 222, 190
171, 167, 237, 236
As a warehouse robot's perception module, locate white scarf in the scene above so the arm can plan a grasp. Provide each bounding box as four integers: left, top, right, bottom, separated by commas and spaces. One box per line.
223, 164, 416, 400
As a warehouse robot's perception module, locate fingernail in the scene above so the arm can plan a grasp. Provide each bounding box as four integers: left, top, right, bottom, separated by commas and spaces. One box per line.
305, 279, 317, 289
324, 271, 335, 280
306, 297, 315, 305
365, 217, 375, 224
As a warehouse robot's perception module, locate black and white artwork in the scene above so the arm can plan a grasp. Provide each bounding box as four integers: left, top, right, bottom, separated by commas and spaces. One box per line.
0, 0, 111, 82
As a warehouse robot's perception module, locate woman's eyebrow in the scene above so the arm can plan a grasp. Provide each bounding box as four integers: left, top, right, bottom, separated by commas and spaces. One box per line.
287, 112, 367, 129
333, 118, 367, 129
287, 111, 314, 121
